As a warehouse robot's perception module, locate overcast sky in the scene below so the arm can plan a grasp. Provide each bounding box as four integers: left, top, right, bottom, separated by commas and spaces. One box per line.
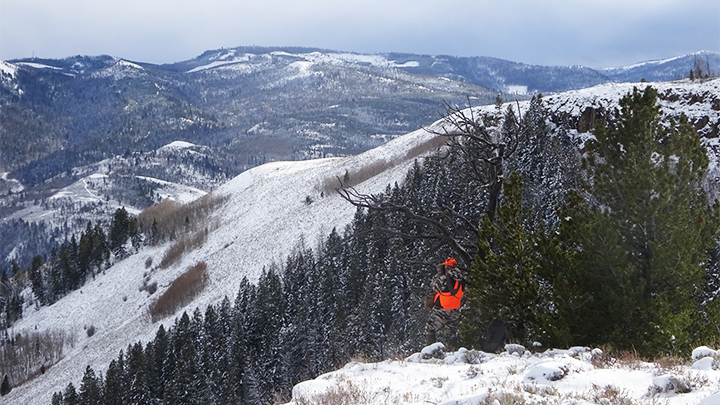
1, 0, 718, 68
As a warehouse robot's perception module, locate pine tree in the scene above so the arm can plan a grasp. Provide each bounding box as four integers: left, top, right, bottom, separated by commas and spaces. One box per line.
103, 354, 127, 405
557, 86, 720, 356
77, 222, 93, 281
59, 242, 77, 292
48, 247, 64, 303
91, 224, 109, 273
279, 247, 315, 393
228, 277, 254, 403
27, 255, 45, 305
126, 342, 150, 404
62, 382, 79, 405
249, 268, 285, 403
147, 325, 169, 401
78, 366, 101, 405
166, 311, 202, 404
461, 172, 544, 348
0, 374, 10, 396
109, 207, 131, 258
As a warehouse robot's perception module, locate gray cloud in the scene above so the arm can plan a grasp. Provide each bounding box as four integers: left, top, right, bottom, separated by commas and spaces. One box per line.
1, 0, 718, 67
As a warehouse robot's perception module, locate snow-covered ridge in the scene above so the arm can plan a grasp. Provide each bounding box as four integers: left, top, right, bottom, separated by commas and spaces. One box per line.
90, 58, 145, 79
188, 49, 421, 73
601, 50, 718, 71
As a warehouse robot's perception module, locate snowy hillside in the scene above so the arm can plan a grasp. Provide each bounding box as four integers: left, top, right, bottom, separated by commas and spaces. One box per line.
4, 78, 720, 404
3, 117, 441, 404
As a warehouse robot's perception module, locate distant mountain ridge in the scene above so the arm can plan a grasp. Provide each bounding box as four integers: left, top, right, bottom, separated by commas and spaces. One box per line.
0, 47, 717, 274
9, 48, 717, 93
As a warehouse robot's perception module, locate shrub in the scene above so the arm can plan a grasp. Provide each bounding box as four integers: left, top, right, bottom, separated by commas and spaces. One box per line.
85, 325, 96, 338
404, 134, 446, 160
158, 228, 209, 269
146, 281, 158, 295
149, 261, 209, 322
138, 194, 226, 246
294, 380, 384, 405
320, 159, 394, 196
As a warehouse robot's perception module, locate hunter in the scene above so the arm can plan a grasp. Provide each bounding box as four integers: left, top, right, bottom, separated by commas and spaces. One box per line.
426, 257, 465, 351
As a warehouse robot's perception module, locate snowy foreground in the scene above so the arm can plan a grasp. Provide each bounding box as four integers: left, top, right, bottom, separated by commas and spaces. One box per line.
287, 343, 720, 405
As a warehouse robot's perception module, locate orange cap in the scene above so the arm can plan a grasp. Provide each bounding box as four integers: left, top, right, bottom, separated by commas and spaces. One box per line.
441, 257, 457, 267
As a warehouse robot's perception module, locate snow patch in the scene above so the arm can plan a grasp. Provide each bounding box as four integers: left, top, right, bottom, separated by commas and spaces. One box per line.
159, 140, 197, 151
693, 346, 717, 361
288, 345, 720, 404
15, 62, 62, 71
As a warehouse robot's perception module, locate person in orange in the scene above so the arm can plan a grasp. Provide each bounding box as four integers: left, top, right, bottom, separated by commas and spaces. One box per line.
425, 257, 465, 350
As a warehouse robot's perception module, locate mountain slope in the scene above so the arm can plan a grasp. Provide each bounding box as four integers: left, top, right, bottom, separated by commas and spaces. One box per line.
3, 119, 442, 405
3, 78, 720, 404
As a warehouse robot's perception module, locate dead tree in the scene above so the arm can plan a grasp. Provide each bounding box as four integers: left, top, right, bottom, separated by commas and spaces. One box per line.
429, 97, 521, 223
337, 97, 523, 269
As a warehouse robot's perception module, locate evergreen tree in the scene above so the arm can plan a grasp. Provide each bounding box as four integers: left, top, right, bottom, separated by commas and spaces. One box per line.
62, 382, 79, 405
250, 267, 285, 403
59, 242, 77, 292
91, 224, 109, 273
166, 311, 202, 404
279, 247, 315, 393
556, 86, 720, 356
48, 247, 64, 303
126, 342, 150, 404
199, 304, 223, 402
109, 207, 131, 258
214, 296, 236, 404
147, 325, 169, 401
77, 222, 93, 281
0, 374, 10, 396
78, 366, 101, 405
28, 255, 46, 305
461, 172, 545, 348
103, 354, 127, 405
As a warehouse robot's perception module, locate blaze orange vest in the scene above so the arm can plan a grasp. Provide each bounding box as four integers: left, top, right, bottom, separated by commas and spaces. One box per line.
434, 279, 464, 310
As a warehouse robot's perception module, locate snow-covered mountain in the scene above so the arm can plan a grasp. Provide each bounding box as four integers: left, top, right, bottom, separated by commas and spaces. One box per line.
601, 50, 720, 83
3, 78, 720, 404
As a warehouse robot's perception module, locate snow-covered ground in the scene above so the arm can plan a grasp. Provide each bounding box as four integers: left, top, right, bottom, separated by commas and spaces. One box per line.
288, 343, 720, 405
4, 79, 720, 404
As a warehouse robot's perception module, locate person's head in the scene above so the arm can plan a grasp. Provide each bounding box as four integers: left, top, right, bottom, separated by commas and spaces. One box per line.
436, 257, 456, 274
